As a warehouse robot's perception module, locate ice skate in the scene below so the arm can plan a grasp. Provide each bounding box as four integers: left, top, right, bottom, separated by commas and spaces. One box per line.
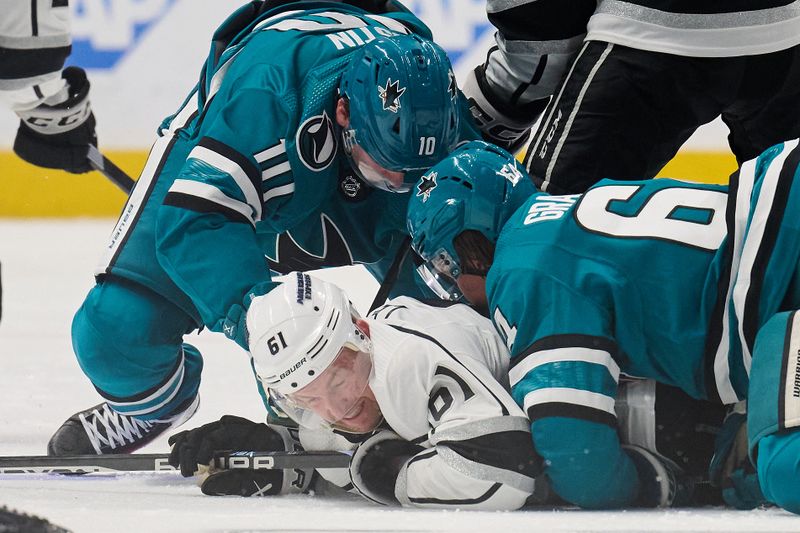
47, 395, 199, 455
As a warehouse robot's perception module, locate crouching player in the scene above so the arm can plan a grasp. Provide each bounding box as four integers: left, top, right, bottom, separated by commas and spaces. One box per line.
168, 272, 540, 509
406, 140, 800, 512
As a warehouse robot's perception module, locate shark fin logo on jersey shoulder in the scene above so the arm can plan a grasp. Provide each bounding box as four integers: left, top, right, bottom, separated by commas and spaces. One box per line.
267, 214, 353, 274
296, 111, 337, 171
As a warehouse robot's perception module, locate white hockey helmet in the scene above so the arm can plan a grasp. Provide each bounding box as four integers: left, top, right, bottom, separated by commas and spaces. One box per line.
247, 272, 377, 431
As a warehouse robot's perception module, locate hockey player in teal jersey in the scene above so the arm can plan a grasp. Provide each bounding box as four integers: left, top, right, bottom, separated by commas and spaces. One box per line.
407, 139, 800, 513
47, 1, 479, 456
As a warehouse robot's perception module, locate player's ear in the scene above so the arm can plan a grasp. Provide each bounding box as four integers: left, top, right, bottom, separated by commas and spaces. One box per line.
355, 318, 371, 338
336, 97, 350, 128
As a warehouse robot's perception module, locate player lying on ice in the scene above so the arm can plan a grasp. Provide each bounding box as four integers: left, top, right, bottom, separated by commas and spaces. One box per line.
47, 0, 481, 457
166, 272, 729, 508
167, 272, 541, 509
406, 139, 800, 513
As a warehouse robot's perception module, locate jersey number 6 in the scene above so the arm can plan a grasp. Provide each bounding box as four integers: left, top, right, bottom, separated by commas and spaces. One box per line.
574, 184, 727, 251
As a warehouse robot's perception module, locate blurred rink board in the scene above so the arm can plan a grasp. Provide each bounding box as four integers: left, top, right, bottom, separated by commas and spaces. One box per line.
0, 0, 736, 217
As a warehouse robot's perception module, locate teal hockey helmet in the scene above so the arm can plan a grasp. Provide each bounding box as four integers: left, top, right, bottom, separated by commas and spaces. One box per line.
339, 33, 461, 192
407, 140, 535, 300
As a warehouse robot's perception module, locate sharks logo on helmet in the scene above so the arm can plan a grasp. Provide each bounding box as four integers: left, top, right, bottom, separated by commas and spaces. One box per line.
296, 111, 337, 171
416, 171, 438, 202
377, 79, 406, 113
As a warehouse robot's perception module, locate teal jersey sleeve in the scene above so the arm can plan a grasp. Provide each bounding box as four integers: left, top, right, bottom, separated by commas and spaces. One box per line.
156, 71, 288, 331
490, 268, 640, 507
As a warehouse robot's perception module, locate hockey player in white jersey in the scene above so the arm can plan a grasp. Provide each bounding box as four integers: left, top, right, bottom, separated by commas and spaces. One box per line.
0, 0, 97, 174
168, 272, 540, 509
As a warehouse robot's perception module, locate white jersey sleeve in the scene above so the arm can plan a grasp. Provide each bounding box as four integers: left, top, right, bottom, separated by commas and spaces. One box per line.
0, 0, 72, 111
366, 298, 539, 510
481, 0, 594, 108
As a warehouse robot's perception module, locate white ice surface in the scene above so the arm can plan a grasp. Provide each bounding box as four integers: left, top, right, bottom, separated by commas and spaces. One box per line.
0, 220, 798, 532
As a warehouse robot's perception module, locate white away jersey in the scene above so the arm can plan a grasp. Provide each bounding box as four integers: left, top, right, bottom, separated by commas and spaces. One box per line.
299, 297, 539, 510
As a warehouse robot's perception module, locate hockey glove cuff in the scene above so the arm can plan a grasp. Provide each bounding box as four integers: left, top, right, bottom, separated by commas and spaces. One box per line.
349, 430, 423, 506
221, 281, 276, 350
14, 67, 97, 173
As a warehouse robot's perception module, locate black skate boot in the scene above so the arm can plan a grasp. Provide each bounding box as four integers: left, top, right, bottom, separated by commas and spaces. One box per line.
47, 396, 199, 455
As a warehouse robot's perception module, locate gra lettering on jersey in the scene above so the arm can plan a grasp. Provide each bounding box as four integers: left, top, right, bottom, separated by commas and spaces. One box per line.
524, 194, 579, 225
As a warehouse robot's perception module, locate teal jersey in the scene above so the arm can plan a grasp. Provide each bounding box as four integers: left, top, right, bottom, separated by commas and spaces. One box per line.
96, 2, 479, 332
487, 140, 800, 507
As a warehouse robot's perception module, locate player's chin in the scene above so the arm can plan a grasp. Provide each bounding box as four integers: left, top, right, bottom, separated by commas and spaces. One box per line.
339, 398, 381, 433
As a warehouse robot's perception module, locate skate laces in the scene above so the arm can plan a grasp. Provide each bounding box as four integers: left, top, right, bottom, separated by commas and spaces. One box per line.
79, 404, 157, 454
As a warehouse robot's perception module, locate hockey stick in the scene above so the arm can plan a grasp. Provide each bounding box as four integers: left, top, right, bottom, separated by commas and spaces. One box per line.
0, 450, 350, 474
368, 235, 412, 313
86, 144, 136, 193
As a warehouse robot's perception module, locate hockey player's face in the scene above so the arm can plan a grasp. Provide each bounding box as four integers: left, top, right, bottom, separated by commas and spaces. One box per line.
349, 143, 406, 192
337, 96, 407, 192
290, 346, 381, 433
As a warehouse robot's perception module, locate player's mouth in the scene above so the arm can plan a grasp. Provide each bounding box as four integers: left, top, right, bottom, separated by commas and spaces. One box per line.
342, 399, 364, 422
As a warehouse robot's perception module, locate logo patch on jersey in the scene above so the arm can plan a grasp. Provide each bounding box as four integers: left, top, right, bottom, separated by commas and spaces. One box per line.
340, 174, 362, 199
416, 171, 438, 203
378, 79, 406, 113
267, 214, 354, 274
296, 111, 337, 171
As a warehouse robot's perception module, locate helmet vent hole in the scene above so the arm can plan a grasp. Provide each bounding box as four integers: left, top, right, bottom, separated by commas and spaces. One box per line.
308, 370, 315, 376
392, 118, 400, 134
463, 181, 473, 190
314, 306, 320, 312
291, 382, 297, 388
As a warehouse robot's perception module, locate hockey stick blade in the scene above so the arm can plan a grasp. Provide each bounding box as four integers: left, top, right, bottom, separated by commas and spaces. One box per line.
86, 144, 136, 193
0, 450, 351, 474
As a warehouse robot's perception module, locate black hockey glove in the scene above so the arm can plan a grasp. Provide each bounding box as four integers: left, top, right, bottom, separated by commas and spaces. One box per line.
349, 430, 423, 506
13, 66, 97, 173
167, 415, 313, 497
624, 445, 694, 507
461, 64, 546, 154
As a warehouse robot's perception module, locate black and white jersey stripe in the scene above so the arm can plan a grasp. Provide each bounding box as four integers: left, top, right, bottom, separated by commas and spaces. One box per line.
588, 0, 800, 57
255, 139, 295, 206
164, 136, 264, 225
705, 139, 800, 404
483, 0, 596, 107
0, 0, 72, 105
509, 334, 620, 427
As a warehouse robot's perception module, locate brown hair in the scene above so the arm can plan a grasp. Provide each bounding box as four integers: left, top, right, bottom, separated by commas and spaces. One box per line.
453, 230, 495, 276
